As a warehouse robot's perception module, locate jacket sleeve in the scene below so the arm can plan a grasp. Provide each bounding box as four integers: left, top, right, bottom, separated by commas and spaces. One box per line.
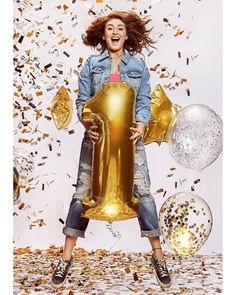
75, 56, 92, 122
135, 63, 151, 127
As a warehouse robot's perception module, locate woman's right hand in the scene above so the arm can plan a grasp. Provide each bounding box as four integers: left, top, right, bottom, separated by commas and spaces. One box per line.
83, 121, 99, 143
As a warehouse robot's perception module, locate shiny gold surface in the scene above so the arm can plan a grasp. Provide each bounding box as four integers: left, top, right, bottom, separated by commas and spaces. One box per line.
51, 86, 73, 130
144, 84, 181, 145
13, 166, 20, 203
81, 82, 139, 222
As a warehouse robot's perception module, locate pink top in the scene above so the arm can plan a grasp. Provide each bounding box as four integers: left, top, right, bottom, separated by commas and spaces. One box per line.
109, 73, 121, 81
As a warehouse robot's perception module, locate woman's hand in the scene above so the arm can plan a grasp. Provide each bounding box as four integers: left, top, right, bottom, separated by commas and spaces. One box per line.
130, 122, 145, 144
83, 121, 99, 144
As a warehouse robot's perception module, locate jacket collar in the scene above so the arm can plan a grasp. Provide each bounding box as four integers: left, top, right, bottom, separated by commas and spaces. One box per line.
98, 48, 130, 65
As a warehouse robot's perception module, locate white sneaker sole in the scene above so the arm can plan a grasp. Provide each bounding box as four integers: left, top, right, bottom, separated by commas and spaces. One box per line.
151, 260, 172, 289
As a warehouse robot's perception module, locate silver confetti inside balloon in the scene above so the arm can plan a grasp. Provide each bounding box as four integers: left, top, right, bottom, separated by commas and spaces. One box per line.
159, 192, 213, 256
166, 104, 223, 171
13, 147, 34, 184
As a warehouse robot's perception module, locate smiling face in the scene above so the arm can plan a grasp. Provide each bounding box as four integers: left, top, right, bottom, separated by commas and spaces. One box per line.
103, 18, 128, 53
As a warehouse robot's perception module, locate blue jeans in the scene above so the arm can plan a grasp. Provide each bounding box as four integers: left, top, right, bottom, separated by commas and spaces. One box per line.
63, 133, 161, 238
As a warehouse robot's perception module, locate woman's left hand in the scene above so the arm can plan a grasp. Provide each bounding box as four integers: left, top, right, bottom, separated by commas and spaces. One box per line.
130, 122, 145, 144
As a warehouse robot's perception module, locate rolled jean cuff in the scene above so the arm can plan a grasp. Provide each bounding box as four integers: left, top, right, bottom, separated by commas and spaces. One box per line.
141, 228, 161, 238
63, 226, 86, 238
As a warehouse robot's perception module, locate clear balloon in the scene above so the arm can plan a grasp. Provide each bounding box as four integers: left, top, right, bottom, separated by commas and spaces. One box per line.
13, 147, 34, 184
159, 192, 213, 256
166, 104, 223, 171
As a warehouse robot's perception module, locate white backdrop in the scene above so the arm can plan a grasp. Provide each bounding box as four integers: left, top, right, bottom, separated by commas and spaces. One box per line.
13, 0, 222, 254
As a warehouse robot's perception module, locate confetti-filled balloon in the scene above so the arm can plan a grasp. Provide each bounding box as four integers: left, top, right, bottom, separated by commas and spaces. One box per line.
13, 167, 20, 204
51, 86, 73, 130
166, 104, 223, 171
159, 192, 213, 256
144, 84, 181, 145
13, 147, 34, 183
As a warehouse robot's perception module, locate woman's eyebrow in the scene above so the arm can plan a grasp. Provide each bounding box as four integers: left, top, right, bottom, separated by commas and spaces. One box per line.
106, 24, 125, 27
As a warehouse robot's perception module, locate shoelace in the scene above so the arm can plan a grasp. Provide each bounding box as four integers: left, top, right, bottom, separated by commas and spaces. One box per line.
156, 259, 169, 278
55, 259, 69, 278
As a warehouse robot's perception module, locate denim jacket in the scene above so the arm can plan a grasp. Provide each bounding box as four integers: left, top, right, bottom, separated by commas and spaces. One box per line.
75, 49, 151, 126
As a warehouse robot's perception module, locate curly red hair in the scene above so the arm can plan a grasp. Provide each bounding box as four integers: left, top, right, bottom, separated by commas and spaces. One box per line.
82, 10, 156, 55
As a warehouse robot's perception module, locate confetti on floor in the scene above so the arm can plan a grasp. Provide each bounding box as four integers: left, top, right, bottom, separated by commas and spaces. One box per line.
14, 247, 223, 294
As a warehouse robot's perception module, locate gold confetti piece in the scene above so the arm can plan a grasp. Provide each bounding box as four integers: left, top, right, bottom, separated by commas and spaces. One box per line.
13, 44, 19, 51
133, 272, 139, 281
56, 153, 61, 157
18, 203, 25, 210
125, 267, 131, 273
174, 29, 184, 37
159, 73, 168, 78
58, 37, 68, 45
127, 286, 138, 293
150, 64, 160, 71
25, 187, 31, 193
156, 188, 164, 193
36, 91, 43, 96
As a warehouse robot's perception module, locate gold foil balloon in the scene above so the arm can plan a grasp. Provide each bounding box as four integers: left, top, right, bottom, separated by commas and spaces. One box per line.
13, 167, 20, 204
51, 86, 73, 129
159, 192, 213, 256
81, 81, 139, 222
143, 84, 181, 145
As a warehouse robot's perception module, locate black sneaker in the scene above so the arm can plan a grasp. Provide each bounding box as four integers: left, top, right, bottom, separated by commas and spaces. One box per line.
151, 256, 172, 288
51, 256, 72, 289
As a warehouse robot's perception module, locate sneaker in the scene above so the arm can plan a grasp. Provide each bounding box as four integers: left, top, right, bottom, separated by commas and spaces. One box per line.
151, 256, 172, 288
51, 256, 72, 289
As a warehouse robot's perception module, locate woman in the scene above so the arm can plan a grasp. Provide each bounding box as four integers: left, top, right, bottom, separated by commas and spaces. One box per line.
51, 10, 171, 289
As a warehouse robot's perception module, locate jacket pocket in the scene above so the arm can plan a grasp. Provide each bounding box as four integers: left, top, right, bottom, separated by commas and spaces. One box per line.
127, 71, 142, 89
91, 66, 104, 92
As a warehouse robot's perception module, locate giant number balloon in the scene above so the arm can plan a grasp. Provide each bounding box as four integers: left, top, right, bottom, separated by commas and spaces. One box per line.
159, 192, 213, 256
166, 104, 223, 171
81, 81, 139, 222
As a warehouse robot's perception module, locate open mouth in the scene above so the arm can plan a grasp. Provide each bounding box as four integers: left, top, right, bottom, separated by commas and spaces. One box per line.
111, 36, 120, 45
